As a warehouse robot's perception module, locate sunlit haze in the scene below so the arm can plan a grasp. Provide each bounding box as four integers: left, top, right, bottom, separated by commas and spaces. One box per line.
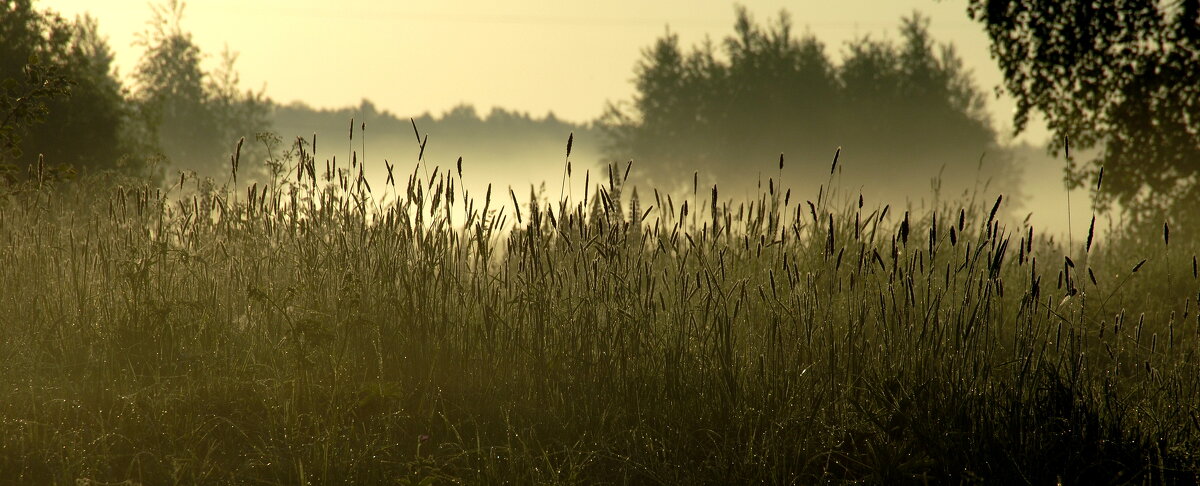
37, 0, 1084, 239
41, 0, 1049, 144
7, 3, 1198, 481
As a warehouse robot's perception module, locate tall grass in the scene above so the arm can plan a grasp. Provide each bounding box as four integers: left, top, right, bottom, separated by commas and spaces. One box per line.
0, 133, 1197, 484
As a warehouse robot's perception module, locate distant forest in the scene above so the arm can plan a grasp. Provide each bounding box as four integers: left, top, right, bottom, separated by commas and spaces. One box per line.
2, 1, 1050, 211
271, 100, 603, 174
602, 10, 1025, 205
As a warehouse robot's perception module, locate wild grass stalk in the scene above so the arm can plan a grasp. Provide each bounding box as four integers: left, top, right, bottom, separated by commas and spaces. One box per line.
0, 131, 1196, 484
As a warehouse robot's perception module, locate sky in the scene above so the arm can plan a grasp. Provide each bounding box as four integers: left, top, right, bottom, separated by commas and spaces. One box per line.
39, 0, 1050, 145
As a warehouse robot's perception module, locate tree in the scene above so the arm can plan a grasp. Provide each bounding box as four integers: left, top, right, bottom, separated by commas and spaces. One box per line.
603, 9, 1013, 202
0, 0, 131, 173
131, 0, 269, 178
968, 0, 1200, 225
836, 16, 996, 184
602, 13, 840, 188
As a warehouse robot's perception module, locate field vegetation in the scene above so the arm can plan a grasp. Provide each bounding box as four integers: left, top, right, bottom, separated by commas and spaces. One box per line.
0, 133, 1197, 484
3, 1, 1200, 483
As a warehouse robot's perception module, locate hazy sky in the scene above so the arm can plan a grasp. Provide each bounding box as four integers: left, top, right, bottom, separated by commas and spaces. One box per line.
41, 0, 1050, 144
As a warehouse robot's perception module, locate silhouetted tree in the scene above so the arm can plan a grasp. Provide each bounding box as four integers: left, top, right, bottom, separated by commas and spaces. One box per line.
0, 1, 132, 174
968, 0, 1200, 225
131, 0, 269, 177
603, 9, 1011, 200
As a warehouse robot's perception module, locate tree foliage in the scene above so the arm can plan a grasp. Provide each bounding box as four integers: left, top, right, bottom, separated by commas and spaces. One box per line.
603, 9, 1011, 199
131, 0, 269, 177
968, 0, 1200, 224
0, 0, 130, 173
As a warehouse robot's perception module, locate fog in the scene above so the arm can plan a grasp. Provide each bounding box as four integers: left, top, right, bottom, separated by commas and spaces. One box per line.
41, 0, 1047, 139
10, 3, 1198, 482
34, 0, 1097, 237
269, 101, 605, 210
265, 98, 1097, 242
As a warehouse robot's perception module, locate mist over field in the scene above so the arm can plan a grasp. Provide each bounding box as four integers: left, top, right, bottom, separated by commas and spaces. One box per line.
266, 69, 1080, 242
27, 0, 1090, 231
270, 101, 606, 205
271, 97, 1084, 241
3, 0, 1198, 483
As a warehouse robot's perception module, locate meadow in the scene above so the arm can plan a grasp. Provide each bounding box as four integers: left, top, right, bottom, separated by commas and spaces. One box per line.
0, 132, 1198, 484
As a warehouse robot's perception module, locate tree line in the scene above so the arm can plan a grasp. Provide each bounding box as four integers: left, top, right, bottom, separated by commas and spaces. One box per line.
3, 0, 1197, 230
601, 9, 1013, 202
0, 0, 267, 182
